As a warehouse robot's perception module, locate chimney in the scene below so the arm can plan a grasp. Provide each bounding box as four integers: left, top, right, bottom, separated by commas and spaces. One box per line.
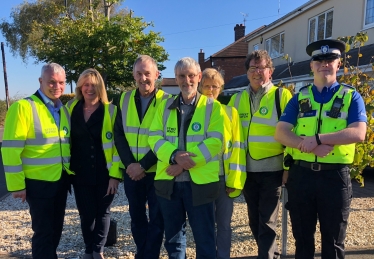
234, 24, 245, 41
198, 49, 205, 68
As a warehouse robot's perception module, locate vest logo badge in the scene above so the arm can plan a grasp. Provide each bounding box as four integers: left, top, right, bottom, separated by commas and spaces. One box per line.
106, 131, 113, 140
227, 140, 232, 149
167, 127, 176, 133
259, 106, 268, 115
240, 113, 248, 119
63, 126, 69, 135
191, 122, 202, 132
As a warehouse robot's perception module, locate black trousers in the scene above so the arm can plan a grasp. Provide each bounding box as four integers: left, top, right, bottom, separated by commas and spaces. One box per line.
243, 170, 283, 259
73, 183, 114, 254
26, 175, 70, 259
286, 164, 352, 259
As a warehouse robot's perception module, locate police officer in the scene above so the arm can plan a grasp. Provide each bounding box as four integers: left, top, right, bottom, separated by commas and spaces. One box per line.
114, 55, 169, 258
148, 57, 225, 258
275, 39, 367, 259
1, 63, 72, 259
228, 50, 292, 259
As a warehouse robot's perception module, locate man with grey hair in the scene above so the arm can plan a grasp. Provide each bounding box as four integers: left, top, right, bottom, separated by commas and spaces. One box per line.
148, 57, 225, 258
114, 55, 169, 258
2, 63, 72, 259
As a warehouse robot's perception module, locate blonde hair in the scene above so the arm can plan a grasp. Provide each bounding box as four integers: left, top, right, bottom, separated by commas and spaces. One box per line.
75, 68, 109, 103
199, 68, 225, 93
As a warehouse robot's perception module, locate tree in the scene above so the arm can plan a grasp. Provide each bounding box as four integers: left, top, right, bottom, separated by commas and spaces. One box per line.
1, 0, 168, 89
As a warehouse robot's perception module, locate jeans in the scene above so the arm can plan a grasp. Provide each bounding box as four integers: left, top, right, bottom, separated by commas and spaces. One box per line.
286, 164, 352, 259
123, 171, 164, 259
243, 170, 283, 259
157, 181, 216, 259
214, 176, 233, 259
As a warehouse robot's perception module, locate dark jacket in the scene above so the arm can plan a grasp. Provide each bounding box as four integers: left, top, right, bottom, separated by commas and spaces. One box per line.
70, 100, 109, 185
114, 88, 158, 171
154, 92, 220, 206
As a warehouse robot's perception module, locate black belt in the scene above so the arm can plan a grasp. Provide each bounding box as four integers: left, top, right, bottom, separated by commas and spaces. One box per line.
293, 160, 348, 171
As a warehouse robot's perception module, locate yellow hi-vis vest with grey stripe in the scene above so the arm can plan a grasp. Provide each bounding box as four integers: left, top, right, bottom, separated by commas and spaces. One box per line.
286, 84, 355, 163
66, 99, 121, 179
222, 104, 246, 198
2, 95, 72, 192
148, 95, 224, 184
228, 85, 292, 160
119, 89, 170, 172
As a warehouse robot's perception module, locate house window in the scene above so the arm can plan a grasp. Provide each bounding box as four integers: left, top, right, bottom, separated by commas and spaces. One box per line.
365, 0, 374, 27
308, 9, 333, 44
265, 33, 284, 59
254, 44, 259, 51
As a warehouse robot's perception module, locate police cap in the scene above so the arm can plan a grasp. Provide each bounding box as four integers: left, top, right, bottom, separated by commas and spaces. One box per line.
306, 39, 346, 61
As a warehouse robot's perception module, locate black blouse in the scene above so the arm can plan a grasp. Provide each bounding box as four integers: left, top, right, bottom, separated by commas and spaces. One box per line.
69, 100, 109, 185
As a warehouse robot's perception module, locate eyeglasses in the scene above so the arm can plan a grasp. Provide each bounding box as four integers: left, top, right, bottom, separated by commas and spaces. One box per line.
248, 66, 270, 73
177, 74, 198, 80
202, 85, 220, 90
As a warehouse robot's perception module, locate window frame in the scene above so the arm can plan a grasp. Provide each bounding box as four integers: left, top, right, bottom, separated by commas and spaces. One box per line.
253, 44, 259, 51
364, 0, 374, 29
264, 32, 285, 59
308, 9, 334, 44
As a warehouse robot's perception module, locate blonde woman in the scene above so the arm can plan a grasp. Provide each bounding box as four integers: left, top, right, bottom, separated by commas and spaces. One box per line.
66, 69, 121, 259
199, 68, 246, 259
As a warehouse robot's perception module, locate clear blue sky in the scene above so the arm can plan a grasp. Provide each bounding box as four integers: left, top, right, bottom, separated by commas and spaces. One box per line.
0, 0, 304, 99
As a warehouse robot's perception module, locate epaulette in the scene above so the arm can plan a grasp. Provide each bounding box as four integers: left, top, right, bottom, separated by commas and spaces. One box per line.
299, 84, 312, 91
340, 83, 355, 90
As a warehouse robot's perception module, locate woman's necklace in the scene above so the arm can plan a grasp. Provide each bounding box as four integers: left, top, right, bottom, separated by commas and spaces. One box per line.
84, 103, 99, 113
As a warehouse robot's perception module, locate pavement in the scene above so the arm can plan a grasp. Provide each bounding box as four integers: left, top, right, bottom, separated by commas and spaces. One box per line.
0, 124, 374, 258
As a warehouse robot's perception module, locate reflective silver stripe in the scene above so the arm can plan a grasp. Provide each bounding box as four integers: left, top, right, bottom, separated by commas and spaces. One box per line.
225, 105, 233, 121
130, 146, 150, 154
204, 97, 214, 137
223, 152, 231, 161
233, 141, 245, 149
207, 131, 223, 141
242, 121, 249, 128
162, 98, 176, 129
247, 136, 277, 143
162, 92, 170, 100
2, 140, 25, 148
25, 98, 43, 140
107, 163, 112, 169
322, 111, 348, 119
234, 91, 244, 110
60, 106, 71, 129
4, 165, 23, 173
121, 91, 132, 132
154, 139, 168, 153
186, 135, 205, 143
300, 87, 309, 95
165, 136, 177, 143
62, 156, 70, 163
139, 128, 149, 135
229, 163, 246, 172
197, 142, 212, 163
103, 142, 113, 150
66, 100, 74, 109
149, 130, 164, 136
210, 155, 219, 162
26, 137, 62, 145
22, 157, 67, 165
123, 126, 138, 134
113, 155, 120, 162
108, 103, 115, 119
339, 86, 351, 95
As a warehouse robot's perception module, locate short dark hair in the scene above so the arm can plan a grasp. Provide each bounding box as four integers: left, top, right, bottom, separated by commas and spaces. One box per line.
245, 50, 274, 73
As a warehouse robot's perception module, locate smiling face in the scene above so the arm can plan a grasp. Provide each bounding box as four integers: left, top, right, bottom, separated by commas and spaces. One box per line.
175, 66, 202, 100
133, 60, 160, 97
81, 78, 99, 103
247, 58, 272, 90
310, 58, 340, 86
39, 69, 66, 103
201, 78, 221, 100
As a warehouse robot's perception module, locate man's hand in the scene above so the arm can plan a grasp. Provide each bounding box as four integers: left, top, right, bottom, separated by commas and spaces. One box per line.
166, 164, 184, 177
226, 187, 235, 195
298, 135, 318, 153
311, 144, 334, 158
282, 170, 289, 186
126, 163, 146, 181
12, 190, 26, 203
174, 151, 196, 170
106, 178, 120, 195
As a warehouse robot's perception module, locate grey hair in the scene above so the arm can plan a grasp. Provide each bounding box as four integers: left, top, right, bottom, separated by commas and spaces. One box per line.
132, 55, 158, 73
40, 63, 65, 78
174, 57, 201, 75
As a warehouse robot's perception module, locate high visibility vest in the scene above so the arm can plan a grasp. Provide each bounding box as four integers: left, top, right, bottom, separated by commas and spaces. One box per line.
2, 95, 72, 192
148, 95, 224, 184
286, 84, 356, 164
119, 89, 170, 172
221, 104, 246, 198
228, 85, 291, 160
66, 99, 121, 179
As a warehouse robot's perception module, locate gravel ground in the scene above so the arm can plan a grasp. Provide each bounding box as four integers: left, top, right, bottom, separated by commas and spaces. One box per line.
0, 182, 373, 258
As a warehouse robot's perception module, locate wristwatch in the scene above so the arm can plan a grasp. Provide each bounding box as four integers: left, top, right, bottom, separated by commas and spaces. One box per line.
171, 153, 177, 165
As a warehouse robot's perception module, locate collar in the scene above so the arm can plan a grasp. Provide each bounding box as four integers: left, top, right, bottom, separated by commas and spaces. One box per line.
311, 81, 340, 95
169, 91, 201, 110
248, 81, 273, 95
37, 89, 62, 109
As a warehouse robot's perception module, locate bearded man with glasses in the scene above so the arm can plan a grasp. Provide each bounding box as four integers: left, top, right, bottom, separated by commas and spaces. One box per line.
228, 50, 292, 259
